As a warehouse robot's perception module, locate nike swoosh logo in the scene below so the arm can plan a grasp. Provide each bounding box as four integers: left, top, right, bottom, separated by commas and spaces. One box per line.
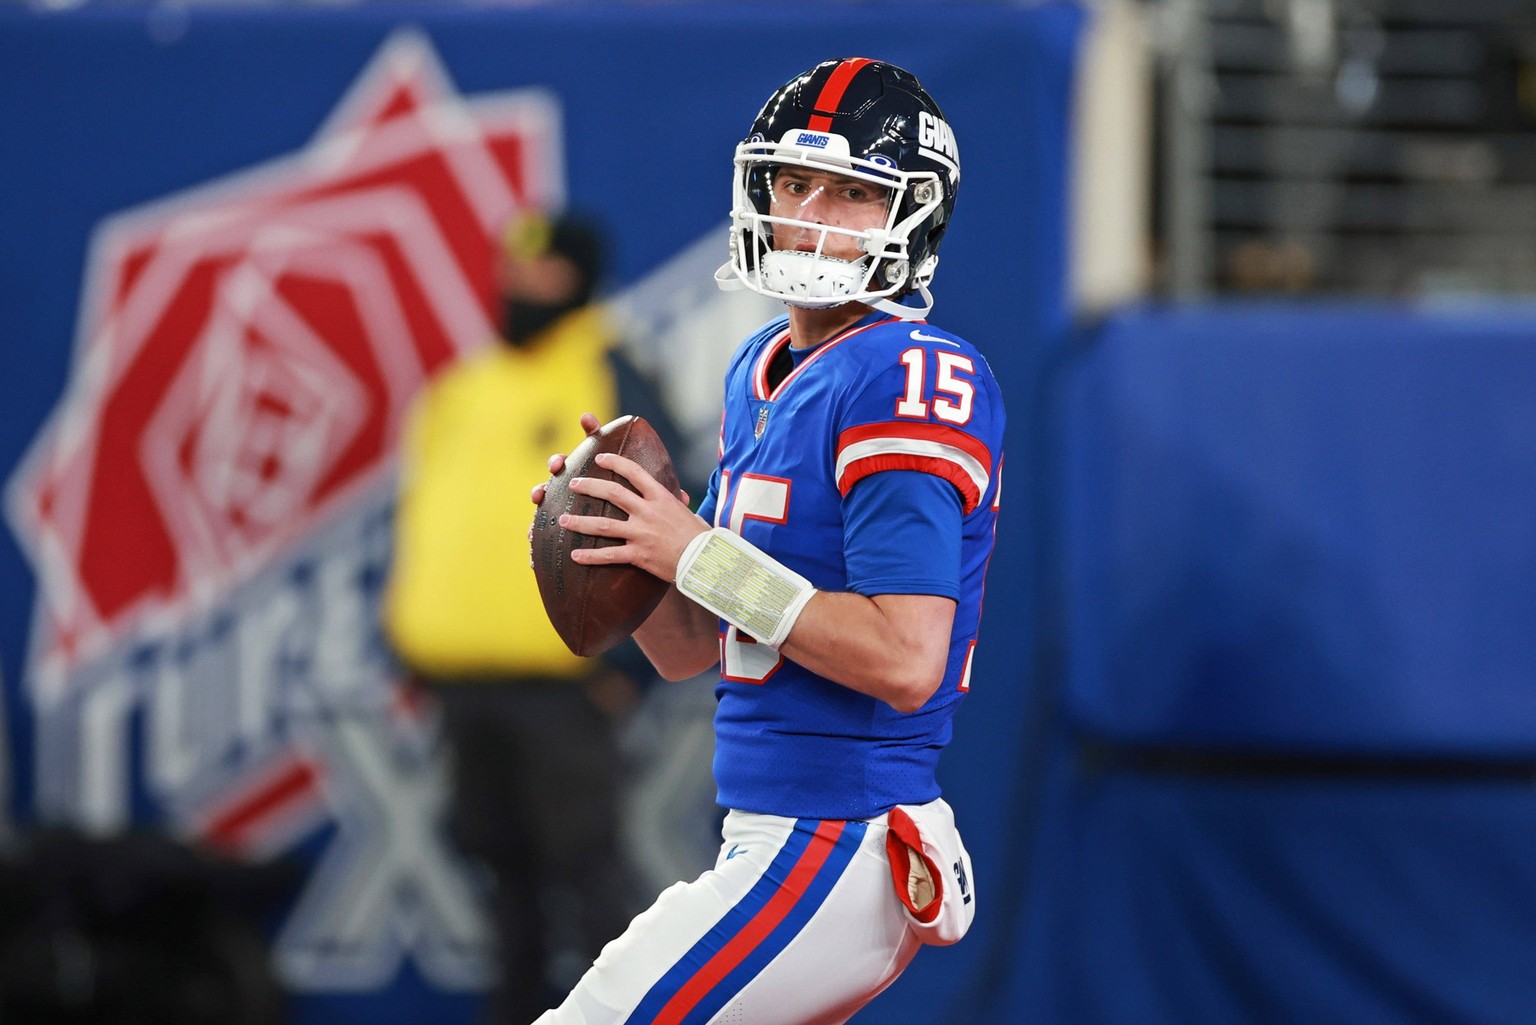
725, 844, 745, 860
909, 328, 959, 346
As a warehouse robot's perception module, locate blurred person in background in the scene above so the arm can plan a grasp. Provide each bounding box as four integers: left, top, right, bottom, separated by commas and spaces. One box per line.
383, 210, 649, 1025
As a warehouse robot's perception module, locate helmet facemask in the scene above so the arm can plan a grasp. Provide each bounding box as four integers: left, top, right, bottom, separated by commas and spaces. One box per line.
716, 137, 947, 319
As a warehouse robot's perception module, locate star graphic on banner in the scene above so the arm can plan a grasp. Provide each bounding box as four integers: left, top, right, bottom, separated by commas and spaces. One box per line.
8, 31, 565, 701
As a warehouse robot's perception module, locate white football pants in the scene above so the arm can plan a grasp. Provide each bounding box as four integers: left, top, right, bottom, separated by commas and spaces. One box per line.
533, 801, 967, 1025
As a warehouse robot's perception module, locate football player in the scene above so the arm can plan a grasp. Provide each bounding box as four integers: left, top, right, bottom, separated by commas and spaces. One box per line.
533, 58, 1003, 1024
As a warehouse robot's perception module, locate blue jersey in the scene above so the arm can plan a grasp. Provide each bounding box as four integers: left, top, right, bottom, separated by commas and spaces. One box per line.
695, 310, 1005, 821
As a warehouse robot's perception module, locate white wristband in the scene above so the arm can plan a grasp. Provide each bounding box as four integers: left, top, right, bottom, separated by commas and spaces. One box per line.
674, 528, 815, 650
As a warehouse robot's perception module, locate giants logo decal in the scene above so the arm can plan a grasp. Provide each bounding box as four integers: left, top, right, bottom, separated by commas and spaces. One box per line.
4, 32, 565, 992
917, 111, 959, 177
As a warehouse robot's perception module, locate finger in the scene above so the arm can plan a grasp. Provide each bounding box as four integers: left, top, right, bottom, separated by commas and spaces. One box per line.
547, 453, 566, 475
531, 482, 548, 505
570, 543, 633, 566
568, 476, 641, 515
591, 452, 672, 499
677, 489, 691, 507
560, 512, 633, 540
580, 412, 602, 436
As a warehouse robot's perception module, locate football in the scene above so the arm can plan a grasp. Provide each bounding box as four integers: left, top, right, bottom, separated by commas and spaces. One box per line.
531, 415, 681, 657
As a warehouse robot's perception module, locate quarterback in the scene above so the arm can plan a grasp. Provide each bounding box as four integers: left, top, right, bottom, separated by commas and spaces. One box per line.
534, 57, 1004, 1024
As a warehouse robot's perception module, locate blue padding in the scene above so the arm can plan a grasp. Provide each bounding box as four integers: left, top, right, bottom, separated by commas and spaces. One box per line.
1063, 304, 1536, 753
1007, 756, 1536, 1025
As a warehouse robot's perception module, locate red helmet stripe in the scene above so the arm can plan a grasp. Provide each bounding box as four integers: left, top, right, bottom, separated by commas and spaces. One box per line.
806, 57, 875, 132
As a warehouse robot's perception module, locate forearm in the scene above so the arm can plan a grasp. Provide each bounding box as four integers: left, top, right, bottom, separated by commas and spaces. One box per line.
778, 591, 955, 713
634, 584, 721, 680
671, 527, 955, 710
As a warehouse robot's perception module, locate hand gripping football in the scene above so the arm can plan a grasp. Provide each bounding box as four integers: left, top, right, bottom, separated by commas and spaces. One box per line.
531, 415, 681, 657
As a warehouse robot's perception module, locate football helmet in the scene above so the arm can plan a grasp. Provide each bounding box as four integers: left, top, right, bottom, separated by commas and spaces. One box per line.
715, 58, 960, 320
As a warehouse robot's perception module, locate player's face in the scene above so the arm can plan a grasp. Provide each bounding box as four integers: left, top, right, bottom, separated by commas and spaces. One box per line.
767, 167, 892, 261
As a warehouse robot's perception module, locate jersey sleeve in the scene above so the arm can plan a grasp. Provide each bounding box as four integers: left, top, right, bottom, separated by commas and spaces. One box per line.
843, 470, 962, 598
695, 463, 721, 527
833, 342, 1000, 516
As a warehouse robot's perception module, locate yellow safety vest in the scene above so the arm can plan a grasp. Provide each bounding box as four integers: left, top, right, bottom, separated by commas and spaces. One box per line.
383, 306, 617, 677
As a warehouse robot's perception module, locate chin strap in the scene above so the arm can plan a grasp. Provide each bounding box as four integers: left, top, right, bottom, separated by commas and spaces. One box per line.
714, 261, 745, 291
871, 282, 932, 321
875, 256, 938, 319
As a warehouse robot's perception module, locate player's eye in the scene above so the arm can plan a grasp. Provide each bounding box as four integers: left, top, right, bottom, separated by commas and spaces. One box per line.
843, 184, 887, 205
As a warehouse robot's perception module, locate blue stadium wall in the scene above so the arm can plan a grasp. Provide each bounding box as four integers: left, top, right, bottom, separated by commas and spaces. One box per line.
1013, 305, 1536, 1025
5, 3, 1536, 1023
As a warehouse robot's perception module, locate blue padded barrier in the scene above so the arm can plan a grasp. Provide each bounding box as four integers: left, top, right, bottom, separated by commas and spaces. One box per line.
1003, 743, 1536, 1025
1061, 305, 1536, 754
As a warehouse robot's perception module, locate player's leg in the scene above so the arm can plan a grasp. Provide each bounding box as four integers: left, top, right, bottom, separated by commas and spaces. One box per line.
700, 817, 922, 1025
535, 810, 919, 1025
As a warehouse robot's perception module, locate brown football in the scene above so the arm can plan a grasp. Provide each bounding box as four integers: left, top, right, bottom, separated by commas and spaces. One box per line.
531, 415, 681, 657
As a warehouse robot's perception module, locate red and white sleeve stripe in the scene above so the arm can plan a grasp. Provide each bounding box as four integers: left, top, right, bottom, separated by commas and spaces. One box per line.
834, 421, 994, 514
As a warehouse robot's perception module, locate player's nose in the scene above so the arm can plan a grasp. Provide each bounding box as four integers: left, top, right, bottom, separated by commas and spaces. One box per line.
796, 186, 832, 222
